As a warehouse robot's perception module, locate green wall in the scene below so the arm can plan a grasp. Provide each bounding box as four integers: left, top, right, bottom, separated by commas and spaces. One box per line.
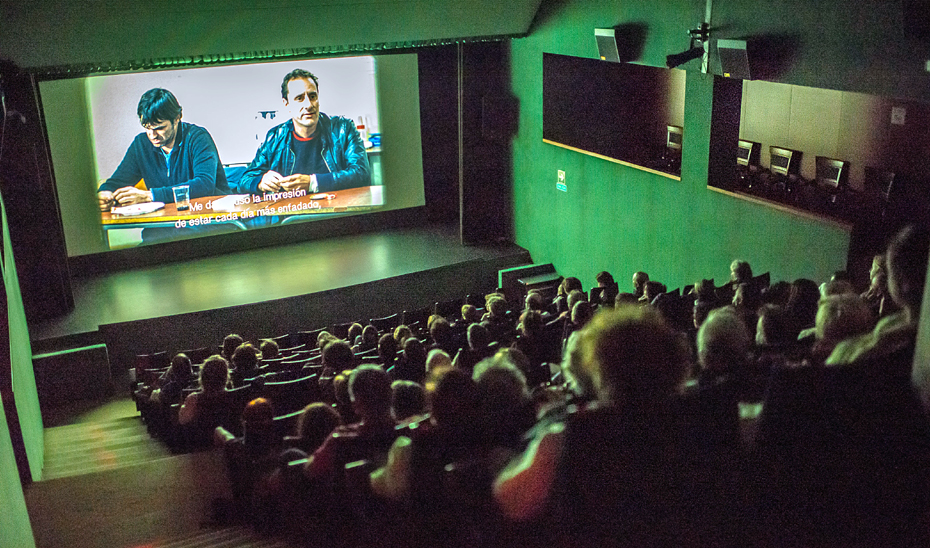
507, 0, 929, 290
0, 392, 36, 548
0, 190, 39, 548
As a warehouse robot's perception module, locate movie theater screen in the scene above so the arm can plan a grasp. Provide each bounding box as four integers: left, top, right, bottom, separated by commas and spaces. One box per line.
39, 54, 425, 256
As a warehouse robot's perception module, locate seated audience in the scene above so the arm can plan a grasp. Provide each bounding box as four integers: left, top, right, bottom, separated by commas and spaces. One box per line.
760, 280, 792, 307
333, 369, 359, 424
347, 323, 364, 347
787, 278, 821, 333
731, 282, 762, 336
426, 349, 453, 378
319, 340, 355, 402
316, 330, 338, 352
687, 307, 750, 446
640, 280, 667, 305
513, 310, 556, 382
861, 254, 893, 318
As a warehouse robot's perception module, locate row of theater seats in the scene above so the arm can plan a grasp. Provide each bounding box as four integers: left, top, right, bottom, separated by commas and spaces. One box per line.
131, 291, 551, 452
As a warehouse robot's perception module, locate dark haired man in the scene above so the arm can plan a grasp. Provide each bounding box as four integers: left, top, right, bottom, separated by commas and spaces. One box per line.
97, 88, 229, 211
239, 69, 371, 195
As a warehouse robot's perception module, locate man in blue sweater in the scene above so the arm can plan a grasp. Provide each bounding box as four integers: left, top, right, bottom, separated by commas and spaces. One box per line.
97, 88, 229, 211
238, 69, 371, 196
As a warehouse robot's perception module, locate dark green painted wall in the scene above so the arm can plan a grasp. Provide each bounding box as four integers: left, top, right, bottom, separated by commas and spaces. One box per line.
509, 0, 928, 291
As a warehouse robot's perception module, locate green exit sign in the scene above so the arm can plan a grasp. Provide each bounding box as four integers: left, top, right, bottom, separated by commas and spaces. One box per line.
557, 170, 567, 192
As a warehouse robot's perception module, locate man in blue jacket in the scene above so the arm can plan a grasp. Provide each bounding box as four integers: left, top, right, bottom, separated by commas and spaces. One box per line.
97, 88, 229, 211
238, 69, 371, 196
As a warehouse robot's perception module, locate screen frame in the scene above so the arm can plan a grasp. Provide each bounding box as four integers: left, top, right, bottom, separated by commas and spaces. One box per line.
36, 51, 427, 272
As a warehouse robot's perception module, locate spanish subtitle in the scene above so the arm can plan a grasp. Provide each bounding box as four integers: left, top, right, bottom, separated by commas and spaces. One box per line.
173, 201, 319, 228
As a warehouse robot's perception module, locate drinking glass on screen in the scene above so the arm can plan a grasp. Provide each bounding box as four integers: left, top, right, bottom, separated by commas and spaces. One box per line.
173, 185, 191, 211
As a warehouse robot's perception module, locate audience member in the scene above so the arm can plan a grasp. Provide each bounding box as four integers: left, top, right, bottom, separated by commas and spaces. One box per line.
482, 296, 515, 342
473, 350, 535, 455
371, 369, 483, 544
452, 323, 493, 375
828, 225, 929, 370
591, 271, 619, 307
428, 316, 458, 356
319, 340, 355, 402
640, 280, 666, 305
730, 259, 753, 284
393, 325, 414, 346
347, 323, 364, 347
391, 380, 427, 422
178, 356, 233, 446
284, 402, 342, 455
259, 339, 279, 360
230, 343, 261, 387
809, 294, 874, 365
688, 307, 749, 445
355, 325, 379, 353
394, 336, 427, 384
631, 271, 649, 299
378, 333, 399, 370
215, 397, 283, 524
149, 353, 193, 405
305, 365, 398, 483
222, 334, 244, 361
787, 278, 821, 332
513, 310, 555, 382
333, 369, 359, 424
554, 277, 583, 315
494, 305, 705, 547
760, 280, 792, 307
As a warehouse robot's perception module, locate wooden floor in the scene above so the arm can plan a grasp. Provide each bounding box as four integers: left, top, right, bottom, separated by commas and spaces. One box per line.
30, 223, 528, 347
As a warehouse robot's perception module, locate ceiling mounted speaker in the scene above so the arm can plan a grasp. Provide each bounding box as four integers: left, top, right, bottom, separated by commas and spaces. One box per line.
718, 39, 752, 79
595, 28, 621, 62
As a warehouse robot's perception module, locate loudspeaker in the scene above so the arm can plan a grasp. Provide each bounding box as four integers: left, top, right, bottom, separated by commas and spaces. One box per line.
595, 28, 621, 62
718, 39, 752, 80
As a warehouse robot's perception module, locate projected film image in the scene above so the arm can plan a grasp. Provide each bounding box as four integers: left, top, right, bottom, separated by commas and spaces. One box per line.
43, 56, 391, 252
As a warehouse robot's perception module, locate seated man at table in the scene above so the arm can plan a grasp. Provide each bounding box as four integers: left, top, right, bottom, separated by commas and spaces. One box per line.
238, 69, 371, 196
97, 88, 230, 211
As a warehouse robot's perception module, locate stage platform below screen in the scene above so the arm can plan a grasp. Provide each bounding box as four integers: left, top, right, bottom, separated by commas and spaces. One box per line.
28, 223, 531, 399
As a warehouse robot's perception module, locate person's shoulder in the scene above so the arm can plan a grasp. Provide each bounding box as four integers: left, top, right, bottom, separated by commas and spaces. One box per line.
262, 120, 293, 141
181, 122, 213, 139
